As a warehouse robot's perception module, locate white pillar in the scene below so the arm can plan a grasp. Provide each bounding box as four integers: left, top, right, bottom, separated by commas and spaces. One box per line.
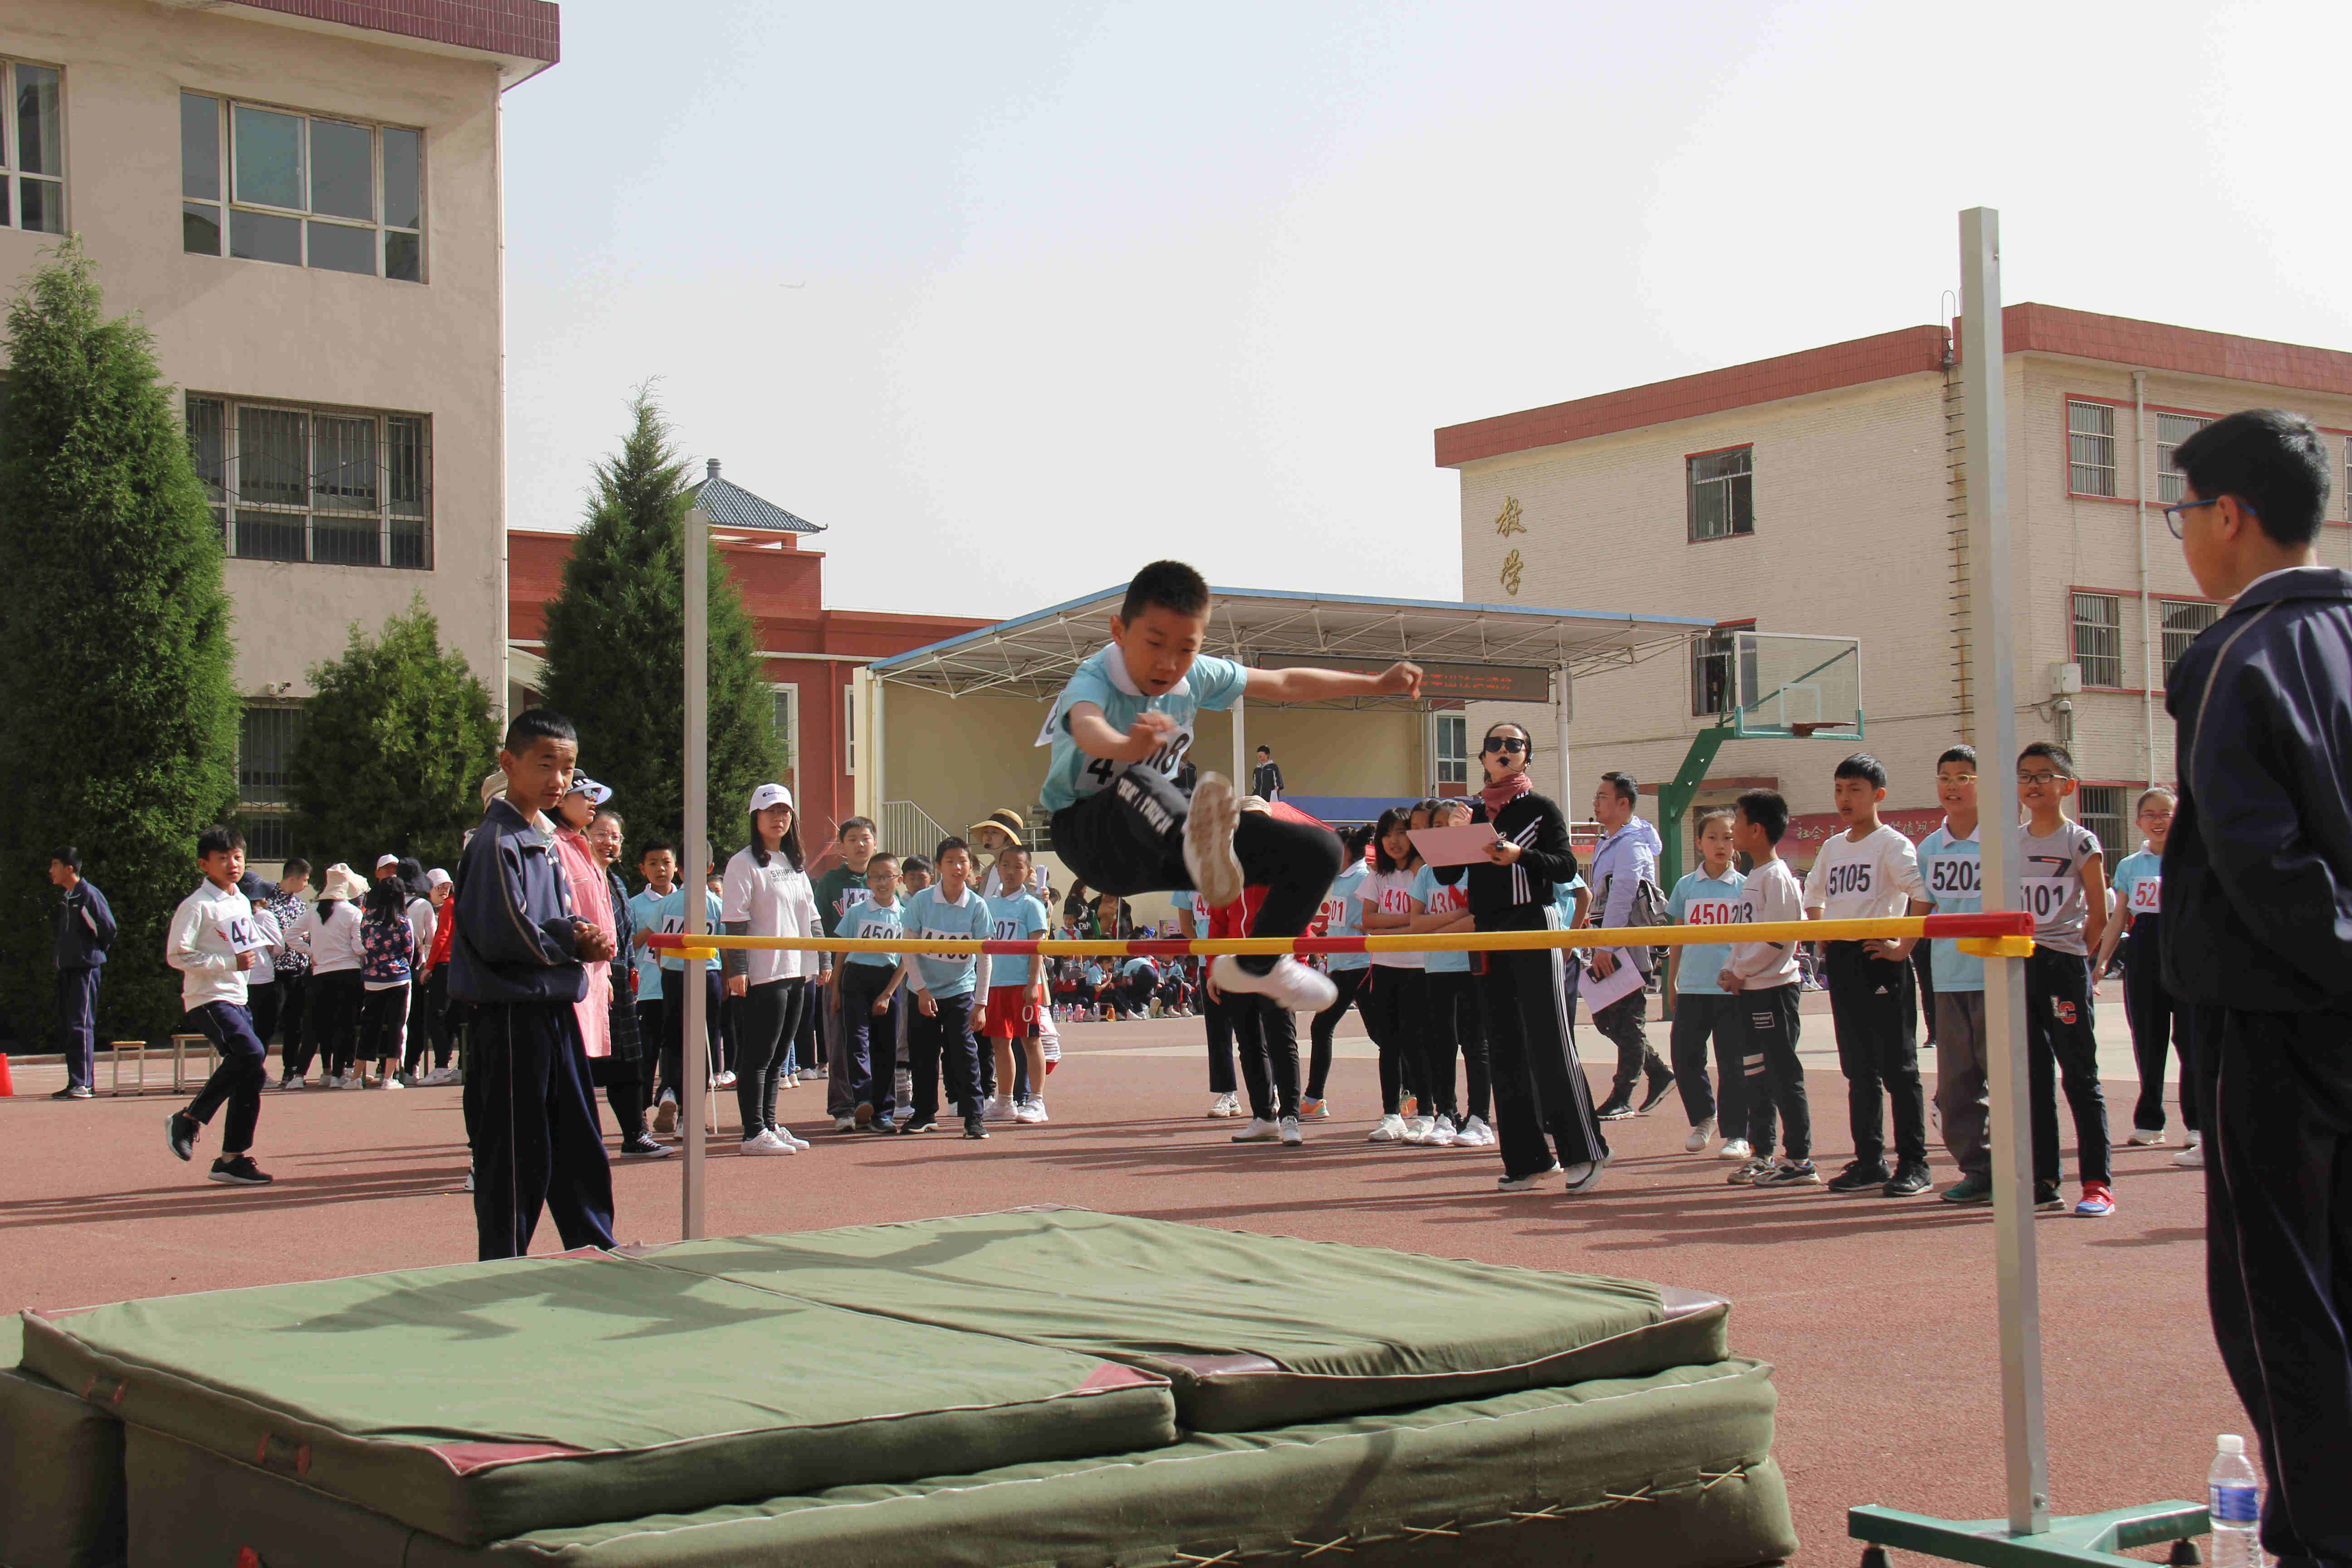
1963, 205, 2048, 1538
1555, 670, 1573, 807
1231, 691, 1246, 786
681, 505, 710, 1240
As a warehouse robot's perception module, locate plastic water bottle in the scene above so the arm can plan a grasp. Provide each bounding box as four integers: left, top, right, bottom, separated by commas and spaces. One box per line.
2208, 1433, 2263, 1568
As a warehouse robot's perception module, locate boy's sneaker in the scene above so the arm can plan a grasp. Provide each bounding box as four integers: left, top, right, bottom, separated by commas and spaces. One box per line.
1455, 1115, 1495, 1148
1428, 1114, 1460, 1147
1719, 1137, 1751, 1161
1825, 1160, 1892, 1193
1367, 1113, 1407, 1142
775, 1127, 812, 1150
1593, 1095, 1636, 1122
1401, 1115, 1431, 1145
1014, 1098, 1047, 1124
902, 1119, 940, 1134
1209, 955, 1337, 1013
853, 1101, 874, 1129
714, 1070, 738, 1088
1206, 1093, 1241, 1118
1882, 1162, 1933, 1198
2073, 1182, 2116, 1217
621, 1133, 671, 1157
165, 1111, 199, 1161
1231, 1117, 1281, 1143
1560, 1158, 1606, 1195
1497, 1166, 1563, 1194
1725, 1157, 1774, 1186
2033, 1181, 2066, 1211
654, 1095, 679, 1135
962, 1115, 989, 1139
208, 1154, 273, 1186
1300, 1097, 1331, 1118
741, 1130, 795, 1156
2173, 1133, 2205, 1168
276, 1075, 304, 1091
1940, 1172, 1995, 1205
1757, 1159, 1822, 1187
1637, 1071, 1676, 1115
52, 1085, 93, 1101
1183, 773, 1246, 910
2127, 1125, 2166, 1147
833, 1113, 860, 1133
1684, 1117, 1716, 1154
1279, 1116, 1303, 1146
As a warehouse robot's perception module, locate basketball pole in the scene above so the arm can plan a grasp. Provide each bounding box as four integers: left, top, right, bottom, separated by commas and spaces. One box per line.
681, 504, 710, 1241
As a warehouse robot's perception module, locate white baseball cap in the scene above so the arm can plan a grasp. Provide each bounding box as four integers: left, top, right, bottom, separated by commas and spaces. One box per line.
748, 783, 795, 814
565, 774, 613, 807
374, 853, 400, 872
425, 867, 451, 889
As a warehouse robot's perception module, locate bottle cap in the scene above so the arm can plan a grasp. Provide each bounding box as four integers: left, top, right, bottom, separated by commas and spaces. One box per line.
2217, 1434, 2245, 1455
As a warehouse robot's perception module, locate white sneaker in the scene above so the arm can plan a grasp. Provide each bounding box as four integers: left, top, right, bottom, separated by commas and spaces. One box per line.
777, 1127, 812, 1150
1207, 1092, 1241, 1119
1231, 1117, 1281, 1142
1279, 1116, 1303, 1146
1455, 1114, 1495, 1148
740, 1130, 795, 1156
1428, 1114, 1460, 1147
1497, 1165, 1563, 1193
381, 1075, 404, 1091
1719, 1137, 1752, 1161
1183, 772, 1245, 909
1401, 1115, 1429, 1145
2127, 1125, 2166, 1147
2173, 1131, 2204, 1168
1685, 1117, 1715, 1154
1368, 1113, 1406, 1142
984, 1096, 1016, 1122
833, 1113, 860, 1133
1014, 1098, 1047, 1124
278, 1075, 304, 1091
1209, 954, 1337, 1013
714, 1071, 738, 1088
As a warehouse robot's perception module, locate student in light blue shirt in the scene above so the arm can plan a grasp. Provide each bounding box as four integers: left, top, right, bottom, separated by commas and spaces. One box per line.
2091, 786, 2190, 1155
1664, 810, 1749, 1158
1410, 808, 1492, 1147
831, 853, 907, 1129
649, 871, 724, 1129
1304, 826, 1378, 1118
897, 838, 995, 1136
1915, 746, 1992, 1203
981, 843, 1053, 1116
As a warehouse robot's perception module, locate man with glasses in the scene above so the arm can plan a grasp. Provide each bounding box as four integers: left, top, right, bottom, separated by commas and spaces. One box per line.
2163, 408, 2352, 1567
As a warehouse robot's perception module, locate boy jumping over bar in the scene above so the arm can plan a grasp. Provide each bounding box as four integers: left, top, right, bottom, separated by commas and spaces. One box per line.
1040, 561, 1420, 1010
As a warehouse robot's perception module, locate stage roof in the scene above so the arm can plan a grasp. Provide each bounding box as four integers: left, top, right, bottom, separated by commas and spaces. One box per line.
869, 586, 1715, 706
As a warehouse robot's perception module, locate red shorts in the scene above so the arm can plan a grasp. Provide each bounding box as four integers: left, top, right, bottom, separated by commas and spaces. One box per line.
980, 985, 1039, 1039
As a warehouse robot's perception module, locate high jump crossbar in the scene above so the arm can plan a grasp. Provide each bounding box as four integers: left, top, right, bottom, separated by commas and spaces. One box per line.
643, 911, 2034, 961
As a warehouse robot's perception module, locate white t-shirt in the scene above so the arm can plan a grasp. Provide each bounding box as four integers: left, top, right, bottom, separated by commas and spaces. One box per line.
1803, 823, 1925, 922
721, 846, 823, 983
1357, 868, 1424, 970
1726, 858, 1805, 989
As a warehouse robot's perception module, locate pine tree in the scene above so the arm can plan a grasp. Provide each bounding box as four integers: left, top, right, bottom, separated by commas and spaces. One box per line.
286, 598, 500, 875
541, 388, 782, 861
0, 238, 240, 1041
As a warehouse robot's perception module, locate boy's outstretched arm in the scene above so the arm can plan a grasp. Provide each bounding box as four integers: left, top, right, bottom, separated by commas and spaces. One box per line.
1068, 701, 1177, 762
1245, 662, 1422, 703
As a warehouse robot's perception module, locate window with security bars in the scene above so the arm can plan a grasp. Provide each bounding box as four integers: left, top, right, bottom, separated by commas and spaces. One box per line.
2068, 401, 2117, 496
2157, 412, 2210, 504
2072, 593, 2122, 688
2160, 598, 2222, 689
1686, 447, 1754, 541
769, 686, 798, 774
2077, 785, 2125, 865
1, 60, 63, 233
239, 704, 303, 862
181, 92, 422, 281
186, 396, 431, 568
1688, 626, 1758, 716
1433, 713, 1468, 791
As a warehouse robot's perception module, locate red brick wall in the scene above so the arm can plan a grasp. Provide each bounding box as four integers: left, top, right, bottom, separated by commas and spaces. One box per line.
230, 0, 559, 64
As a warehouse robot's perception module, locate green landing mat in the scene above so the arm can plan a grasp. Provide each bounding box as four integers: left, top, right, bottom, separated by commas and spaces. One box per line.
21, 1250, 1176, 1548
125, 1360, 1796, 1568
0, 1313, 126, 1568
634, 1208, 1729, 1430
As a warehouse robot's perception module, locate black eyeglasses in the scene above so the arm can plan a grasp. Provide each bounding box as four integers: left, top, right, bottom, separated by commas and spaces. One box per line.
2162, 495, 2254, 540
1482, 736, 1529, 755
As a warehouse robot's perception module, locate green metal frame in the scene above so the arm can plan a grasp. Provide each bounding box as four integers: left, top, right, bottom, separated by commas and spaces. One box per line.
1850, 1501, 2209, 1567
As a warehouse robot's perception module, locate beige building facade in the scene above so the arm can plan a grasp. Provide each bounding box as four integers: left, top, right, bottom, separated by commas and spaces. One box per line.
0, 0, 557, 857
1440, 305, 2352, 870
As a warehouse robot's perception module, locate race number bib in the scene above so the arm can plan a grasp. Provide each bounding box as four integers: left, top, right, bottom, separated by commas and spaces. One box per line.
1426, 883, 1468, 916
1926, 854, 1981, 900
991, 918, 1024, 941
2019, 877, 2073, 923
854, 917, 898, 942
224, 913, 270, 953
1823, 861, 1874, 898
1685, 898, 1739, 927
1078, 729, 1195, 795
2129, 876, 2161, 914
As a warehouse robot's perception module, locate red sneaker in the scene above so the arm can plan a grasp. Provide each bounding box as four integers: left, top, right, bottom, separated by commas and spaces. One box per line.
2073, 1181, 2115, 1218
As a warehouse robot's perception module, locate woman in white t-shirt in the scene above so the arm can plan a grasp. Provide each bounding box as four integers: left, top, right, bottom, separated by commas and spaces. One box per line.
721, 784, 822, 1154
289, 863, 367, 1088
1357, 805, 1431, 1143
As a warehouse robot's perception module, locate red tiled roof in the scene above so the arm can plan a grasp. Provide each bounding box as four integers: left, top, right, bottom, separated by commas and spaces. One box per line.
229, 0, 559, 66
1999, 303, 2352, 399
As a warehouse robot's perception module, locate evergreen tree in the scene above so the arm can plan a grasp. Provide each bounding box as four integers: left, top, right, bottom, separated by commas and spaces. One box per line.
0, 238, 240, 1041
541, 388, 782, 859
286, 598, 500, 875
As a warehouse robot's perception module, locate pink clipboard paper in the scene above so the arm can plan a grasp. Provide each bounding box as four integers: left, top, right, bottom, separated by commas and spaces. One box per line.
1406, 825, 1502, 867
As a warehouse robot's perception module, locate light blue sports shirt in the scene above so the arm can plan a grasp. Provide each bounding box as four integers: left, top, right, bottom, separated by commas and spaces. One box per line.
1666, 867, 1746, 996
1406, 864, 1472, 975
901, 884, 992, 999
650, 887, 723, 974
1322, 860, 1372, 973
1916, 823, 1984, 993
1037, 646, 1250, 813
627, 886, 666, 1001
834, 898, 904, 970
2110, 848, 2162, 928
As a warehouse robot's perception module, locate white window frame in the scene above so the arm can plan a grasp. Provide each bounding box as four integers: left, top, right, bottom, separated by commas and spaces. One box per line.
2156, 412, 2210, 505
1, 59, 64, 234
1686, 446, 1754, 542
843, 685, 857, 776
2071, 592, 2123, 688
180, 91, 424, 281
2076, 784, 2126, 866
1430, 712, 1468, 794
186, 393, 433, 570
2068, 400, 2117, 497
237, 701, 304, 862
2158, 598, 2222, 691
769, 682, 800, 802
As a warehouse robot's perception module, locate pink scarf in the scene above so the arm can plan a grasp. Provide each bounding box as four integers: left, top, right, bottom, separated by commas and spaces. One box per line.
1479, 770, 1534, 817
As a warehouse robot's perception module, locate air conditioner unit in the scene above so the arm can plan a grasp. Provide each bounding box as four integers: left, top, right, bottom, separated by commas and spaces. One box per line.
2049, 662, 2083, 696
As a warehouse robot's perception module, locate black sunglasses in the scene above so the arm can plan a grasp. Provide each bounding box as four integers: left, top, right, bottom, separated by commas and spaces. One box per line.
1482, 736, 1529, 755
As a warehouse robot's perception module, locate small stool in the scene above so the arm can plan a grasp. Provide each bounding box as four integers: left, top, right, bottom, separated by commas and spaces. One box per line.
171, 1034, 213, 1093
108, 1040, 145, 1096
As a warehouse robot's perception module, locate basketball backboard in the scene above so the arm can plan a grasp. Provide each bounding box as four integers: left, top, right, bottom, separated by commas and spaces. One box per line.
1731, 632, 1863, 740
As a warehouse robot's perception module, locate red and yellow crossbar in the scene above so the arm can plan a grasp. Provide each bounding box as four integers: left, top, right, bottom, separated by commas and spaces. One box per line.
645, 911, 2036, 961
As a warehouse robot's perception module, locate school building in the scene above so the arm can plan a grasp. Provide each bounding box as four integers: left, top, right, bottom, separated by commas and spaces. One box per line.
0, 0, 560, 862
1439, 304, 2352, 871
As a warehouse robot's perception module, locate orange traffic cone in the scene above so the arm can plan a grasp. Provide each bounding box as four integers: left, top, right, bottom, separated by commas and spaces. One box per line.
0, 1051, 14, 1096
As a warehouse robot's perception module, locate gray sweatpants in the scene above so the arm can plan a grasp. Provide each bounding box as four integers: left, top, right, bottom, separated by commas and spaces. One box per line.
1934, 990, 1990, 1179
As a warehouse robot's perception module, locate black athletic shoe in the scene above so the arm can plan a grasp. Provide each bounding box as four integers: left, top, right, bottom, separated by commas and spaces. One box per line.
51, 1085, 93, 1101
1593, 1095, 1636, 1122
208, 1155, 272, 1186
1825, 1160, 1892, 1193
165, 1111, 199, 1162
962, 1115, 989, 1140
868, 1119, 900, 1135
1636, 1073, 1676, 1115
1882, 1162, 1933, 1197
2033, 1180, 2066, 1211
901, 1119, 940, 1134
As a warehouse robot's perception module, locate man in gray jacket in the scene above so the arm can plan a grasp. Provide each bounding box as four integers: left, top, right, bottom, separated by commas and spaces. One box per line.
1586, 773, 1672, 1119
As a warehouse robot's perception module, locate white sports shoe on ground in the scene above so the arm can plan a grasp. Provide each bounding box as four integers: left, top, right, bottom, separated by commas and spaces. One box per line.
1428, 1114, 1460, 1147
1685, 1117, 1715, 1154
1209, 955, 1337, 1013
1207, 1092, 1241, 1118
2173, 1131, 2204, 1168
776, 1127, 812, 1150
1454, 1115, 1495, 1148
1231, 1117, 1281, 1143
714, 1071, 737, 1089
1401, 1115, 1430, 1145
1183, 773, 1245, 909
2127, 1125, 2166, 1147
1719, 1137, 1752, 1161
1279, 1115, 1304, 1146
984, 1096, 1016, 1122
740, 1130, 794, 1156
1497, 1166, 1563, 1193
1368, 1113, 1406, 1142
1014, 1098, 1047, 1124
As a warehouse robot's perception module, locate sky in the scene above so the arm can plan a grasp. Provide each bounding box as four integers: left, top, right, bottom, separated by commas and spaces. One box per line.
503, 0, 2352, 619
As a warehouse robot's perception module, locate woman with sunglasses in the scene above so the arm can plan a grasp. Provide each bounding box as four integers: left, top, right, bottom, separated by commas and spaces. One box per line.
1450, 723, 1607, 1193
